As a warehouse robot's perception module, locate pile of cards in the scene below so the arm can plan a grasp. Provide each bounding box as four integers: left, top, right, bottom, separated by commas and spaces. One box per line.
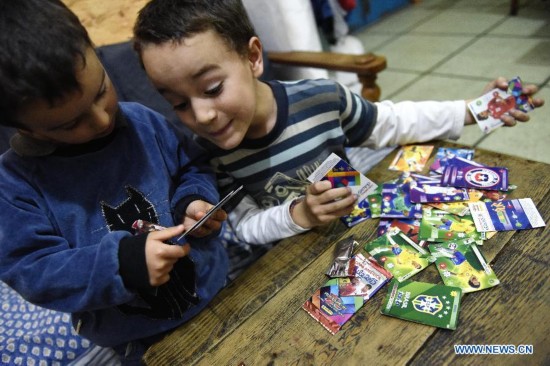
301, 143, 545, 334
302, 238, 392, 334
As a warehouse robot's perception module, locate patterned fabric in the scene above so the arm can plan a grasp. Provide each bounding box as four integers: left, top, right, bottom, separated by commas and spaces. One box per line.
0, 281, 120, 366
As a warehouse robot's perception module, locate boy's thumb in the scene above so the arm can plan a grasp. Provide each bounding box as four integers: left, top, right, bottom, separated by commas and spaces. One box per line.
150, 224, 185, 241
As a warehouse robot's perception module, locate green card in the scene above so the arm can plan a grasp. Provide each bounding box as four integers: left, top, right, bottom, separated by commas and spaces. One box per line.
364, 228, 433, 282
381, 279, 462, 330
419, 207, 486, 242
428, 240, 500, 293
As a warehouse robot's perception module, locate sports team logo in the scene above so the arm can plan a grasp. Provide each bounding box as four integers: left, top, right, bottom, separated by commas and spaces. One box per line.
412, 295, 443, 315
464, 168, 500, 188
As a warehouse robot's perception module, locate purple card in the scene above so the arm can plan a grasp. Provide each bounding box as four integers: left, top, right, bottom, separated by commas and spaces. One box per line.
430, 148, 475, 174
441, 165, 508, 191
410, 181, 470, 203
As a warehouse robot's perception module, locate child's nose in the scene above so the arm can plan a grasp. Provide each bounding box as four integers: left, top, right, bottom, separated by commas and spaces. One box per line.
88, 104, 111, 130
192, 100, 216, 125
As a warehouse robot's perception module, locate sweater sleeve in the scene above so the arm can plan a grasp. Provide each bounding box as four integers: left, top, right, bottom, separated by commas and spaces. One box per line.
361, 100, 465, 148
228, 194, 309, 245
152, 115, 220, 219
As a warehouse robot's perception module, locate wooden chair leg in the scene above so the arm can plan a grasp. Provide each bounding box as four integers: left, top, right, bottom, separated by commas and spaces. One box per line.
358, 74, 381, 102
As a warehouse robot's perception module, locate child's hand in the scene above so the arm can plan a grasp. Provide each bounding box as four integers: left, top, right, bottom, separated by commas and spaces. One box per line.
144, 225, 190, 287
465, 76, 544, 126
183, 200, 227, 237
291, 180, 357, 228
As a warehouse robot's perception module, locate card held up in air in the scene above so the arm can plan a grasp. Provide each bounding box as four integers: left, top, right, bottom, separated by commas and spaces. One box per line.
308, 153, 378, 202
468, 76, 534, 134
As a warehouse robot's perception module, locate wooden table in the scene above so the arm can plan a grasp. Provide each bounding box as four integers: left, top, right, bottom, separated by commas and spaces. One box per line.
144, 142, 549, 366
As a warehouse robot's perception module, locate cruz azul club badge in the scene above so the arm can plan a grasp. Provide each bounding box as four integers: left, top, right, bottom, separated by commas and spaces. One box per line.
464, 167, 501, 189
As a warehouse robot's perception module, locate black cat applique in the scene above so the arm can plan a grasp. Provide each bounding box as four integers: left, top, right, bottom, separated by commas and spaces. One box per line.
101, 186, 200, 319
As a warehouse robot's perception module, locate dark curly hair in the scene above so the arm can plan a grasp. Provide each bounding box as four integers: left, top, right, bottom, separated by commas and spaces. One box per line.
133, 0, 256, 58
0, 0, 92, 127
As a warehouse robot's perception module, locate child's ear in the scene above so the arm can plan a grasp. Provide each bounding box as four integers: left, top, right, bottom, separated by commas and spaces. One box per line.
247, 36, 264, 78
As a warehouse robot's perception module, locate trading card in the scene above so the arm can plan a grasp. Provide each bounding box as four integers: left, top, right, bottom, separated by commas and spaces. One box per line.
419, 207, 486, 242
389, 145, 434, 172
364, 228, 432, 282
440, 165, 508, 191
469, 198, 545, 232
430, 147, 475, 174
302, 278, 365, 335
468, 88, 515, 134
308, 153, 378, 203
326, 236, 358, 278
176, 185, 243, 242
507, 76, 535, 113
341, 198, 371, 228
348, 253, 393, 299
380, 279, 462, 330
427, 188, 510, 217
377, 218, 424, 247
429, 240, 500, 293
366, 185, 384, 218
409, 181, 470, 203
379, 183, 423, 219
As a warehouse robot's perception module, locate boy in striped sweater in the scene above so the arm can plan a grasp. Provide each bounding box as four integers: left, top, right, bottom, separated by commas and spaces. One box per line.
133, 0, 543, 277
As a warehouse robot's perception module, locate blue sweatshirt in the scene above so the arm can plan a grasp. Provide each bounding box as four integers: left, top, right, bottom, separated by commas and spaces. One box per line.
0, 102, 228, 347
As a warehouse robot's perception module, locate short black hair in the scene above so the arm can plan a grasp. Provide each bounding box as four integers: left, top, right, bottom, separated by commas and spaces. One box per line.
133, 0, 256, 57
0, 0, 92, 127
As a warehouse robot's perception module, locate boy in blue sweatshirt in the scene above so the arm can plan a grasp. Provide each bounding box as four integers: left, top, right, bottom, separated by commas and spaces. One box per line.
0, 0, 228, 363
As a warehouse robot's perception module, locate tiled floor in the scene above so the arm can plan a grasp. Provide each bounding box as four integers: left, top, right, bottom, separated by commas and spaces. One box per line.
352, 0, 550, 164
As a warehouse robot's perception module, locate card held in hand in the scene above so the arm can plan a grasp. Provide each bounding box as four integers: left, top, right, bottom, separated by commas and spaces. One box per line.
307, 153, 378, 203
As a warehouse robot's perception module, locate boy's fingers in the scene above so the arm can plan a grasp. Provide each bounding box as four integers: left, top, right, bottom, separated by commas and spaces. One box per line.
148, 224, 185, 240
160, 242, 190, 259
308, 181, 333, 195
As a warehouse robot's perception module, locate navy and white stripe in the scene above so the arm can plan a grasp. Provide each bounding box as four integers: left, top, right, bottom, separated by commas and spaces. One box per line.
199, 79, 377, 209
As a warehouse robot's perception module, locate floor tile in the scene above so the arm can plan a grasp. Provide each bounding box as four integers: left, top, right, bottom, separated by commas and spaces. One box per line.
377, 70, 422, 99
355, 7, 439, 35
375, 34, 475, 72
435, 37, 550, 85
351, 0, 550, 164
411, 9, 506, 34
489, 8, 550, 37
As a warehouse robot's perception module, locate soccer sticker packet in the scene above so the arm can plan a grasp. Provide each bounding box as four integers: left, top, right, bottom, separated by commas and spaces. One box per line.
381, 279, 462, 330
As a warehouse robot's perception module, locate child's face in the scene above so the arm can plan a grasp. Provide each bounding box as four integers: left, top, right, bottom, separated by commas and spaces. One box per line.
16, 48, 118, 145
141, 30, 265, 150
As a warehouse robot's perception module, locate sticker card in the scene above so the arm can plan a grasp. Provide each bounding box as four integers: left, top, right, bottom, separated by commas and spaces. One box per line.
468, 198, 545, 232
308, 153, 378, 203
389, 145, 434, 172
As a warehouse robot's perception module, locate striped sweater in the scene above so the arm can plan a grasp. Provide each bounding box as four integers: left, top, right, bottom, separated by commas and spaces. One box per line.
198, 79, 465, 248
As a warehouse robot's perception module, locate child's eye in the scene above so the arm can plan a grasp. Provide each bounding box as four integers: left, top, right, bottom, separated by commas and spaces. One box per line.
205, 82, 223, 96
96, 83, 108, 100
62, 121, 79, 131
174, 101, 189, 111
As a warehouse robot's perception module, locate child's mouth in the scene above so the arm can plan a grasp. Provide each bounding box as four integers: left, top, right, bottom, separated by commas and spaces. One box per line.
209, 120, 232, 137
